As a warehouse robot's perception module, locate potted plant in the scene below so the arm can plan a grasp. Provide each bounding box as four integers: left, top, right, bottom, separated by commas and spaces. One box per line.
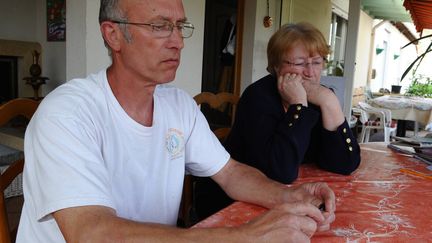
325, 60, 344, 77
391, 84, 402, 94
405, 74, 432, 97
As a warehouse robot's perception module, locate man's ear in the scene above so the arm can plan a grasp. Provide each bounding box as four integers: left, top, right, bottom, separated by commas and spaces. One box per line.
100, 22, 122, 52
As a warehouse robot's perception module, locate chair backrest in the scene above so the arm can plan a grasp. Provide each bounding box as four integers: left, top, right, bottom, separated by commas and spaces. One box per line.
178, 92, 239, 227
0, 98, 39, 243
357, 101, 393, 126
193, 92, 239, 141
0, 99, 39, 126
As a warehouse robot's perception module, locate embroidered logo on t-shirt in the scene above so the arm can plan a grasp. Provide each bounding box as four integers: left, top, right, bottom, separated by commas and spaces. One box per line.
165, 128, 185, 160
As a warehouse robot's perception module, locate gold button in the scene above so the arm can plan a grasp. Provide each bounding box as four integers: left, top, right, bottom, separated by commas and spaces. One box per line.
346, 138, 351, 143
296, 105, 302, 111
343, 128, 347, 133
294, 114, 299, 119
349, 146, 353, 151
289, 123, 293, 127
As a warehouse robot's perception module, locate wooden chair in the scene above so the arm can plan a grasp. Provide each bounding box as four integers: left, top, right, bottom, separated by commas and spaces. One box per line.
193, 92, 239, 141
178, 92, 239, 227
0, 98, 39, 243
0, 159, 24, 243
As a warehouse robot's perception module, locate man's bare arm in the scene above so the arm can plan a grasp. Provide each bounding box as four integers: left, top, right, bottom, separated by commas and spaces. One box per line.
53, 202, 320, 243
212, 158, 290, 208
53, 206, 239, 243
211, 158, 336, 229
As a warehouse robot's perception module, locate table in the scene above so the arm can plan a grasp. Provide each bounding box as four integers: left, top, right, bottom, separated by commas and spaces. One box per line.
193, 143, 432, 242
370, 95, 432, 136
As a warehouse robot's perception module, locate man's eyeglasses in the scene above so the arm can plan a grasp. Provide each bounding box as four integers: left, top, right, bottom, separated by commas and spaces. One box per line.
110, 20, 195, 38
283, 57, 325, 69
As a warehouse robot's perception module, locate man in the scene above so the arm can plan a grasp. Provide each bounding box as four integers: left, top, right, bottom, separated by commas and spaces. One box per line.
17, 0, 336, 242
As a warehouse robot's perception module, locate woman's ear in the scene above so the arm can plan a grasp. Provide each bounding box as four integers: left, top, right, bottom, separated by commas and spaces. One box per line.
100, 21, 122, 52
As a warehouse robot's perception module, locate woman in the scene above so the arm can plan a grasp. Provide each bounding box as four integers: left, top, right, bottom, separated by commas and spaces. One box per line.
194, 22, 360, 221
225, 22, 361, 183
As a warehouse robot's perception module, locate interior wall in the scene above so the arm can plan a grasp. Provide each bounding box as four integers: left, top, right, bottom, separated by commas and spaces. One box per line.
281, 0, 332, 40
66, 0, 88, 81
65, 0, 116, 80
353, 10, 373, 89
239, 0, 257, 93
0, 1, 37, 41
85, 0, 111, 77
171, 0, 206, 96
240, 0, 281, 93
251, 0, 281, 83
0, 0, 66, 98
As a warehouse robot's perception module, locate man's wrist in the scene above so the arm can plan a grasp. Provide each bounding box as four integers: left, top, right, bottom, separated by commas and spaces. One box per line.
280, 185, 298, 203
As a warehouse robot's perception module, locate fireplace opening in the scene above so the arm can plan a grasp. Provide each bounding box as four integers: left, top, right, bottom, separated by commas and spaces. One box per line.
0, 56, 18, 103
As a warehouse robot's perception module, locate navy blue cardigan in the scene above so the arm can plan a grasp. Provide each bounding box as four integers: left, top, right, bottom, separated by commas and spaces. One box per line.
224, 74, 361, 183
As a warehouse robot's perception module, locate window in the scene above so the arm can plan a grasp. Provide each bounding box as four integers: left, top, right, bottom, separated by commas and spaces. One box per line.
327, 13, 348, 76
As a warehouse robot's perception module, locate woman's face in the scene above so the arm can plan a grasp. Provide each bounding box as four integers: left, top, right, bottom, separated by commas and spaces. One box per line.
276, 44, 324, 84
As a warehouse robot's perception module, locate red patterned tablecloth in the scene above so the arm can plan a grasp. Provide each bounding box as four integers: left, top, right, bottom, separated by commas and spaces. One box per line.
193, 143, 432, 242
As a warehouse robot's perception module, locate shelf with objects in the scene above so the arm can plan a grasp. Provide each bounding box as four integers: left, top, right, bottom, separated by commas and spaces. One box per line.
22, 50, 48, 101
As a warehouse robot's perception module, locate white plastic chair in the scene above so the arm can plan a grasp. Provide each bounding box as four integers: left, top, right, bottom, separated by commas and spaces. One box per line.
355, 101, 397, 143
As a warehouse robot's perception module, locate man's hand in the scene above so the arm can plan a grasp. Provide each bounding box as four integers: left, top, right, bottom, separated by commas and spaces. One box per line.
240, 202, 325, 243
213, 159, 336, 239
277, 73, 307, 107
283, 182, 336, 231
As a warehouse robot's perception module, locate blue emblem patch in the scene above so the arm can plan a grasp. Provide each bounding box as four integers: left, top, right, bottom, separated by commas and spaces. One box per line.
165, 128, 184, 159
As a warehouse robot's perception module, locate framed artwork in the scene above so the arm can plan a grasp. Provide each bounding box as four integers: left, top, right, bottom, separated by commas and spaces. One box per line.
47, 0, 66, 41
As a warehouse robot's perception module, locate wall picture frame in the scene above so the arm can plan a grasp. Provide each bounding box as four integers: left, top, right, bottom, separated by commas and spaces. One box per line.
47, 0, 66, 42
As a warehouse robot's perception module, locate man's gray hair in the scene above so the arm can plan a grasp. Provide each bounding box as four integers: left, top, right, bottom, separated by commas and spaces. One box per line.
99, 0, 132, 54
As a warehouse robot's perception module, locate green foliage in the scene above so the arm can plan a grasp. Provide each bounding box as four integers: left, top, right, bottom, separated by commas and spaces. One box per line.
405, 74, 432, 97
325, 60, 344, 77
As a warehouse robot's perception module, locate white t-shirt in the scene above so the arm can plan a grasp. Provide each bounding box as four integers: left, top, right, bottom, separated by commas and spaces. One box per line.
16, 70, 230, 242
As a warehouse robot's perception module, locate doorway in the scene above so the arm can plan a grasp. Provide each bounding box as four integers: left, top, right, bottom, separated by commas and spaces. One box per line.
200, 0, 243, 129
201, 0, 237, 93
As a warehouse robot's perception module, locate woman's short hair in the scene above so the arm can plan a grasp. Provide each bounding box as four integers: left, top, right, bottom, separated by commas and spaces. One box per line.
267, 22, 330, 76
